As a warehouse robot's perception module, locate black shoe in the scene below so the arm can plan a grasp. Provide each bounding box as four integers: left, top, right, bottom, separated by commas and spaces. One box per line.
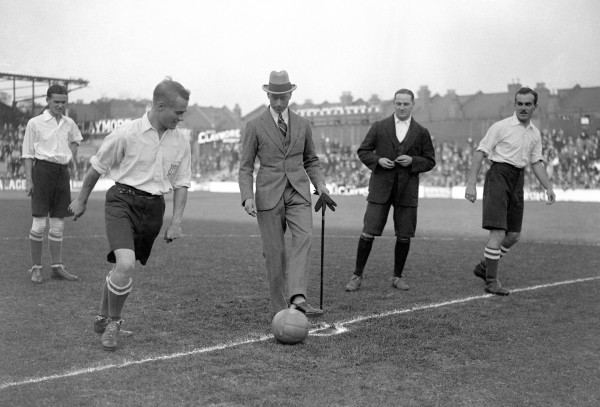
473, 261, 486, 281
291, 301, 323, 317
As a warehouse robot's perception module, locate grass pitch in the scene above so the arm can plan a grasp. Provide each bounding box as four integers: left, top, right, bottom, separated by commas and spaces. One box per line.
1, 190, 599, 406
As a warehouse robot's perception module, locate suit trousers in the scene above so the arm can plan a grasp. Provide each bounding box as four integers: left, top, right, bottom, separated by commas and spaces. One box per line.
257, 182, 313, 315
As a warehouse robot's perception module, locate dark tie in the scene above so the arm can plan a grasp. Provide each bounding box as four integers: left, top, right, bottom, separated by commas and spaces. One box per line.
277, 113, 287, 138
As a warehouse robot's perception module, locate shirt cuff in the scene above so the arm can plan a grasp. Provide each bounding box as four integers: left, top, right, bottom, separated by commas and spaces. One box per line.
90, 156, 108, 175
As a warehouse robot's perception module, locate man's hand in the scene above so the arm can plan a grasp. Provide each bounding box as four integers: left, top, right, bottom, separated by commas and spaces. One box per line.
315, 192, 337, 212
164, 223, 182, 243
25, 179, 33, 197
378, 157, 395, 169
546, 188, 556, 205
69, 199, 87, 221
244, 198, 257, 217
395, 155, 412, 167
465, 184, 477, 203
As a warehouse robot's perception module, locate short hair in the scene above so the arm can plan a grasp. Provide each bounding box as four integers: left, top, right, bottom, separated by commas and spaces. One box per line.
153, 79, 190, 105
47, 84, 68, 98
394, 88, 415, 102
515, 87, 538, 105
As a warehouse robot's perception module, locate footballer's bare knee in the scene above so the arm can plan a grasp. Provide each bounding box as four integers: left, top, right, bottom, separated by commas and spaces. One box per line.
109, 267, 132, 287
111, 249, 135, 285
487, 229, 506, 249
505, 232, 521, 246
361, 232, 375, 240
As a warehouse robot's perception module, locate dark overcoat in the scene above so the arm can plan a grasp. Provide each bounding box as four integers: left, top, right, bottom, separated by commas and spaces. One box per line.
357, 114, 435, 207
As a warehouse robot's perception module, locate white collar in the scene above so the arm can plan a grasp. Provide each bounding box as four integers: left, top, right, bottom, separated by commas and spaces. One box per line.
395, 114, 411, 125
43, 110, 63, 122
270, 107, 289, 122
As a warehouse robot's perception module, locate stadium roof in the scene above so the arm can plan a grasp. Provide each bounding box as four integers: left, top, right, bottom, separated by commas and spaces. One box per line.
0, 71, 89, 107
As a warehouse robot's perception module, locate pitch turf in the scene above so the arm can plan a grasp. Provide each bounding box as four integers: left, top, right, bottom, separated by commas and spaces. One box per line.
1, 190, 599, 406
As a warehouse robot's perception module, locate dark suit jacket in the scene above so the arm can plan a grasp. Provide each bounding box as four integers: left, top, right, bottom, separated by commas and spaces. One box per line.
357, 114, 435, 207
238, 108, 325, 211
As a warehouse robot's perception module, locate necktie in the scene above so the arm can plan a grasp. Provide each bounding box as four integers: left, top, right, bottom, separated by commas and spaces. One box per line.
278, 113, 287, 138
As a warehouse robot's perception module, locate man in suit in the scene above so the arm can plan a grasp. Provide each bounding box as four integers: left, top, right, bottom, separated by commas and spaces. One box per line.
239, 70, 336, 318
345, 89, 435, 292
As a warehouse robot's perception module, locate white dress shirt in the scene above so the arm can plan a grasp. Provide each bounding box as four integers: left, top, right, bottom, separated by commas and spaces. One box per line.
394, 114, 411, 143
22, 110, 83, 165
270, 106, 289, 127
477, 113, 544, 168
90, 113, 192, 195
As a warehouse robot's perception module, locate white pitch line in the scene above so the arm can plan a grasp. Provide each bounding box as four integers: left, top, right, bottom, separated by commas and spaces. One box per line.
311, 276, 600, 336
1, 275, 599, 390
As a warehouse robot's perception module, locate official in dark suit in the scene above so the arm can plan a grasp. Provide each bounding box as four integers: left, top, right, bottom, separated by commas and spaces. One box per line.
345, 89, 435, 292
239, 70, 336, 318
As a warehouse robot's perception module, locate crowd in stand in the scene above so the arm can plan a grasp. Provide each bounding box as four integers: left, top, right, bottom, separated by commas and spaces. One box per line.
193, 142, 240, 181
186, 129, 600, 192
0, 123, 24, 178
400, 128, 600, 190
2, 120, 600, 191
541, 128, 600, 190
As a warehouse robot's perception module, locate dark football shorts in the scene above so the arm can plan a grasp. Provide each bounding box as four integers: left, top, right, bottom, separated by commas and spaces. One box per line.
482, 161, 525, 232
362, 202, 417, 238
31, 159, 72, 218
105, 184, 165, 265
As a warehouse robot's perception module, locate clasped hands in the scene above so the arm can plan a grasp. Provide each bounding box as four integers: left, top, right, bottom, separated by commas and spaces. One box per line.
378, 155, 412, 169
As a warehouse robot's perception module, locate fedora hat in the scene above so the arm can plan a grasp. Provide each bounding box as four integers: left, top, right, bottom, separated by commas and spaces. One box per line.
262, 70, 297, 94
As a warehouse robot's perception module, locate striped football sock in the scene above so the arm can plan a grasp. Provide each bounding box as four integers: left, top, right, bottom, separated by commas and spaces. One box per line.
48, 231, 63, 265
29, 230, 44, 266
484, 246, 501, 280
98, 279, 110, 317
107, 276, 133, 321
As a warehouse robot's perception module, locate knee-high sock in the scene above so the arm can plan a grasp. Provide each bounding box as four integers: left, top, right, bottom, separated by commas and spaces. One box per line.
29, 230, 43, 266
394, 237, 411, 278
99, 268, 116, 316
480, 245, 510, 266
48, 218, 64, 265
29, 217, 46, 266
354, 235, 374, 276
484, 246, 501, 282
107, 276, 132, 321
98, 280, 109, 317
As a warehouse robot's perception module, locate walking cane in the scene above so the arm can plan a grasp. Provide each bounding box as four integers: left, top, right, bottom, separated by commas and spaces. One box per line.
315, 190, 336, 311
319, 203, 325, 310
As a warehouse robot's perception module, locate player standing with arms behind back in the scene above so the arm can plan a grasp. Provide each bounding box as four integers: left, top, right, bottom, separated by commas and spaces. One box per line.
465, 87, 555, 296
69, 79, 192, 351
22, 84, 82, 284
